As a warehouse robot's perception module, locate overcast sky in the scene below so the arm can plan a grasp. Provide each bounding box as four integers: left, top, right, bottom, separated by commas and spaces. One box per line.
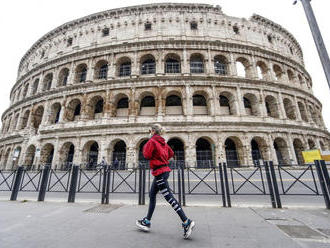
0, 0, 329, 130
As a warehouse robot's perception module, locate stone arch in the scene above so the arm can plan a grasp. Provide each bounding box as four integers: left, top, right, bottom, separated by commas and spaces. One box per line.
94, 60, 108, 79
13, 113, 20, 131
287, 69, 294, 83
192, 91, 208, 115
43, 73, 53, 91
308, 105, 318, 124
236, 57, 250, 78
214, 55, 228, 75
265, 95, 279, 118
3, 148, 11, 169
20, 110, 30, 129
196, 137, 215, 168
293, 138, 305, 165
40, 143, 54, 166
298, 74, 304, 86
273, 138, 290, 165
165, 53, 181, 73
82, 140, 99, 168
75, 63, 87, 83
256, 61, 268, 80
49, 102, 61, 124
139, 93, 156, 116
110, 139, 127, 169
137, 139, 149, 165
115, 94, 129, 117
32, 78, 39, 95
140, 54, 156, 75
298, 102, 308, 122
273, 64, 283, 81
65, 98, 82, 121
165, 92, 183, 115
190, 53, 204, 74
58, 67, 70, 86
32, 105, 44, 130
243, 93, 260, 116
24, 145, 36, 167
308, 139, 316, 150
59, 142, 75, 167
168, 137, 185, 165
219, 91, 237, 115
86, 95, 104, 119
12, 146, 22, 168
320, 141, 326, 151
117, 56, 132, 77
283, 98, 296, 120
225, 137, 244, 167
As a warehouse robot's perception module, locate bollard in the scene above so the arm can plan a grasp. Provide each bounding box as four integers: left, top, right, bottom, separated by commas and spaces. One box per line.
314, 160, 330, 209
68, 165, 79, 203
269, 161, 282, 208
181, 163, 186, 207
10, 166, 24, 201
142, 163, 146, 205
222, 162, 231, 207
264, 161, 277, 208
138, 163, 142, 205
105, 165, 111, 204
101, 165, 107, 204
38, 165, 51, 202
218, 163, 227, 207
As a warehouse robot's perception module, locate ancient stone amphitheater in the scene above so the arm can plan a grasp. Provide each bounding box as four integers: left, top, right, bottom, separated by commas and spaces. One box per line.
0, 3, 329, 170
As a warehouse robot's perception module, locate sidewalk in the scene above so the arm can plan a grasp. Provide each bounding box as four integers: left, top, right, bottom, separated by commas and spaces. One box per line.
1, 199, 330, 248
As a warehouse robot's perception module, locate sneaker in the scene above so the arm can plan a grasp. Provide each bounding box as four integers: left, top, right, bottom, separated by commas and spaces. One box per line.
136, 217, 151, 232
182, 219, 195, 239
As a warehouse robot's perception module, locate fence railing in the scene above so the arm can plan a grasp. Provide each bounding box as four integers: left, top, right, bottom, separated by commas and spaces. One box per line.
2, 160, 329, 209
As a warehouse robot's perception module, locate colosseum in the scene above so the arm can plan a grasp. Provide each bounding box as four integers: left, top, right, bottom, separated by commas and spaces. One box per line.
0, 3, 329, 170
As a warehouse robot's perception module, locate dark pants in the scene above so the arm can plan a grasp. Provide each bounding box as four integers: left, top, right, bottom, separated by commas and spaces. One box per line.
146, 171, 187, 222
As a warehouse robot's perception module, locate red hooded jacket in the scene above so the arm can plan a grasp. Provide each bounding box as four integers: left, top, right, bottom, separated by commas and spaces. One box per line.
143, 134, 174, 176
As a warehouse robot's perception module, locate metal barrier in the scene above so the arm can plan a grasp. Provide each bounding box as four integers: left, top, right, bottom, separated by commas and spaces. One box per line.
0, 169, 16, 191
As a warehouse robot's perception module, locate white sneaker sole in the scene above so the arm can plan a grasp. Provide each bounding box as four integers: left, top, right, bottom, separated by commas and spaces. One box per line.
136, 220, 150, 232
184, 221, 195, 239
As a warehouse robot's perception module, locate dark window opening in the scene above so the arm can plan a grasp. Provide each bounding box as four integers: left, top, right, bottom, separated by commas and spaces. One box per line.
119, 62, 131, 77
220, 95, 230, 107
225, 138, 240, 167
102, 28, 109, 37
74, 104, 81, 116
94, 99, 104, 114
214, 60, 227, 75
144, 22, 152, 30
193, 95, 207, 106
98, 64, 108, 79
79, 68, 87, 82
67, 38, 73, 47
166, 95, 182, 106
54, 109, 60, 124
190, 21, 198, 30
165, 58, 181, 73
243, 97, 251, 109
267, 34, 272, 43
117, 98, 129, 109
141, 59, 155, 74
141, 96, 155, 107
233, 26, 239, 34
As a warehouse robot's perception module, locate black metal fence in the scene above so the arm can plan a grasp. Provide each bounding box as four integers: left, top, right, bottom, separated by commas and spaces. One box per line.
1, 160, 329, 209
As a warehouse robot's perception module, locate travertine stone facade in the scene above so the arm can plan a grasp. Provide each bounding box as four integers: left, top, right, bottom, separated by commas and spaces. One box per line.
0, 3, 329, 169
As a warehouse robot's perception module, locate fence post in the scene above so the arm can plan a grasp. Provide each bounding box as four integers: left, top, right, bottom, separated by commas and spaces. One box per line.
320, 160, 330, 196
269, 161, 282, 208
177, 164, 182, 206
105, 165, 111, 204
101, 165, 107, 204
264, 161, 276, 208
10, 166, 24, 201
68, 165, 79, 203
181, 163, 186, 207
138, 163, 142, 205
218, 163, 227, 207
222, 162, 231, 207
314, 160, 330, 209
37, 165, 51, 202
142, 163, 146, 205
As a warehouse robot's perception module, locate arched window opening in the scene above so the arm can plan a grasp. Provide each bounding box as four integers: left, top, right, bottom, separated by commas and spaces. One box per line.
308, 139, 316, 150
287, 70, 294, 82
32, 79, 39, 95
33, 106, 44, 131
251, 139, 262, 165
196, 138, 214, 168
140, 96, 155, 116
168, 138, 185, 167
190, 54, 204, 74
166, 95, 183, 115
265, 95, 279, 118
214, 56, 227, 75
74, 104, 81, 117
219, 95, 231, 115
65, 144, 75, 167
193, 94, 208, 115
49, 103, 61, 124
138, 140, 149, 166
59, 68, 69, 86
225, 138, 240, 167
236, 61, 246, 77
117, 97, 129, 117
40, 144, 54, 166
141, 56, 156, 75
24, 145, 36, 168
112, 140, 126, 169
43, 74, 53, 91
273, 65, 282, 81
243, 97, 252, 115
283, 98, 296, 120
23, 84, 29, 98
21, 110, 30, 129
165, 55, 181, 73
94, 99, 104, 114
274, 138, 290, 165
119, 60, 131, 77
98, 64, 108, 79
87, 142, 99, 169
75, 64, 87, 83
298, 102, 308, 122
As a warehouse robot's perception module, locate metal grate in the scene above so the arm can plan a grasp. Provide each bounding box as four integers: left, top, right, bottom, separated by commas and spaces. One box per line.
83, 204, 123, 214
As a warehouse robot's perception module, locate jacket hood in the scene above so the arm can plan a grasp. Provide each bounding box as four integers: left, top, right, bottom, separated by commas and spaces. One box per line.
152, 134, 166, 146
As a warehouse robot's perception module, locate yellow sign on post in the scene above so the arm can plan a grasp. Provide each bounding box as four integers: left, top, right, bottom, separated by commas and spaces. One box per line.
302, 149, 322, 163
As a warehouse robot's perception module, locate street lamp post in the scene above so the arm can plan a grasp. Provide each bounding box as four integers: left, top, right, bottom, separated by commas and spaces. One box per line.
294, 0, 330, 91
